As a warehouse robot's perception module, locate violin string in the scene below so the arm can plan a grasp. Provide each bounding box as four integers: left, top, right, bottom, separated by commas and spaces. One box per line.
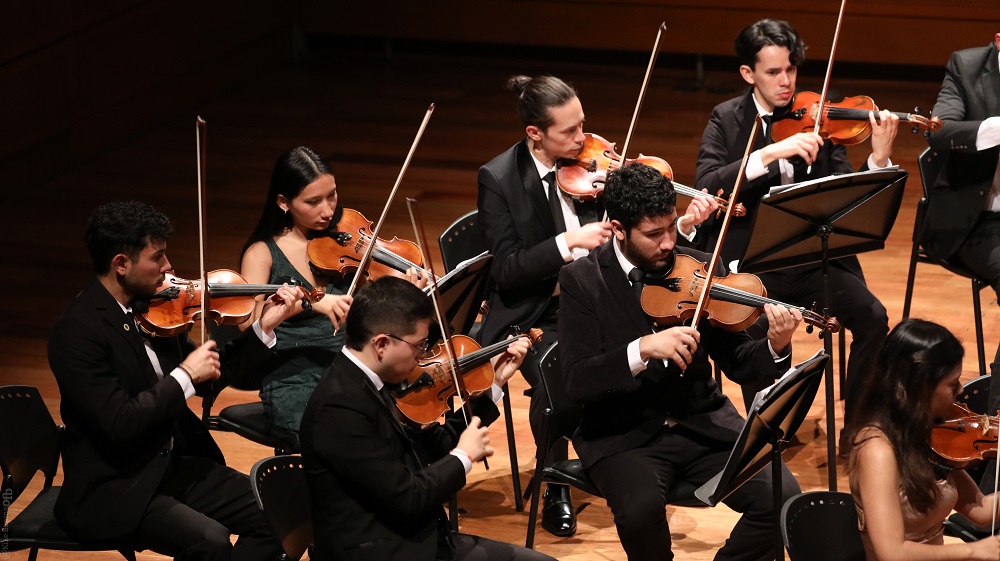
355, 233, 428, 275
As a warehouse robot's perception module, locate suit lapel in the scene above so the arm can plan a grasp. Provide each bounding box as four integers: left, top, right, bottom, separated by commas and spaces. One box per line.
515, 140, 557, 236
982, 45, 1000, 118
89, 279, 160, 387
595, 244, 654, 336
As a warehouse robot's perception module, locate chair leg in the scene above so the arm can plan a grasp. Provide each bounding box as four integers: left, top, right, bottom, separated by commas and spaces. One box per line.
838, 330, 846, 400
502, 384, 524, 511
973, 279, 987, 378
449, 494, 459, 531
121, 549, 138, 561
28, 547, 38, 561
525, 407, 553, 549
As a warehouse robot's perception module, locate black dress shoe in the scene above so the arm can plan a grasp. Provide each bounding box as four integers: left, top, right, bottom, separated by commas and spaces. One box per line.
541, 484, 577, 537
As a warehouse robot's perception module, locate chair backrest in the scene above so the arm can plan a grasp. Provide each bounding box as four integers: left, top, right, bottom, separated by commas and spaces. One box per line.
916, 147, 946, 201
251, 455, 313, 561
438, 209, 486, 273
958, 375, 991, 414
0, 386, 61, 506
781, 491, 864, 561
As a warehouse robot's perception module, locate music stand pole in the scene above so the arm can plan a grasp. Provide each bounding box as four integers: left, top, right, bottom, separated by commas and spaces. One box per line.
820, 226, 837, 490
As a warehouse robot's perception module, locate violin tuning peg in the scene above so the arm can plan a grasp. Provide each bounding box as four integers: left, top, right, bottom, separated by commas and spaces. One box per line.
913, 106, 920, 114
911, 126, 920, 135
805, 324, 814, 335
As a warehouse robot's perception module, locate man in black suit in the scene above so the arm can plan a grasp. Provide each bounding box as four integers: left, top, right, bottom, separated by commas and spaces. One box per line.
48, 201, 303, 561
299, 276, 552, 561
694, 19, 899, 447
478, 74, 715, 535
922, 33, 1000, 407
558, 162, 803, 561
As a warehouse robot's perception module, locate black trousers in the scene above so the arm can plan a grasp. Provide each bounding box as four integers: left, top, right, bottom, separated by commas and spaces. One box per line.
953, 212, 1000, 409
448, 533, 556, 561
128, 455, 280, 561
587, 425, 800, 561
739, 260, 888, 424
520, 298, 582, 466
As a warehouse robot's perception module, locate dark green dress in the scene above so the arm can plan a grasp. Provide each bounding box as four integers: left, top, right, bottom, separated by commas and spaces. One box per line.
260, 238, 345, 432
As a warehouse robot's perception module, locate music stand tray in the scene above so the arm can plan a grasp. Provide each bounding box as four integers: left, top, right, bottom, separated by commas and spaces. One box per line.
426, 251, 492, 336
740, 167, 908, 274
695, 350, 829, 561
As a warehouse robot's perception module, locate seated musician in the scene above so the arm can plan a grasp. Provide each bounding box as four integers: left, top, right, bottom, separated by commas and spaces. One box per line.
240, 146, 425, 437
694, 19, 899, 446
48, 201, 302, 561
557, 162, 803, 561
846, 318, 1000, 560
299, 276, 553, 561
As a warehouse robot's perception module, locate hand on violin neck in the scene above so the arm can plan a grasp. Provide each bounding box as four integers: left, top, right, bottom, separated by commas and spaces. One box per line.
490, 336, 532, 387
566, 221, 613, 252
869, 109, 899, 168
312, 293, 353, 330
456, 416, 493, 463
404, 267, 430, 290
759, 132, 823, 167
764, 303, 802, 356
180, 340, 221, 385
680, 191, 719, 234
639, 326, 701, 371
259, 284, 307, 333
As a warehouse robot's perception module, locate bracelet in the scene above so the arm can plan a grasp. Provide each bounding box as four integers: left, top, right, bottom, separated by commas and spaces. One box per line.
177, 363, 196, 382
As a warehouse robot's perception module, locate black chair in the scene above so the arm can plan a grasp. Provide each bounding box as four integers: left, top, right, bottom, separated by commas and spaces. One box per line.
439, 210, 526, 510
201, 323, 300, 454
944, 374, 994, 541
903, 147, 988, 378
524, 343, 707, 548
781, 491, 863, 561
250, 455, 313, 561
0, 385, 136, 561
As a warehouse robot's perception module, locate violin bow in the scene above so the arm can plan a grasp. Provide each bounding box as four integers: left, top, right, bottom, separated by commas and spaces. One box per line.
406, 197, 486, 467
344, 104, 436, 299
602, 22, 667, 222
194, 116, 215, 423
687, 116, 761, 327
807, 0, 848, 175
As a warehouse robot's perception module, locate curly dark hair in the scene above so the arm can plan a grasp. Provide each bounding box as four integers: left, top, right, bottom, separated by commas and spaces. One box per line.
505, 75, 578, 131
602, 162, 676, 232
734, 19, 806, 69
344, 277, 435, 352
845, 318, 964, 514
85, 201, 173, 274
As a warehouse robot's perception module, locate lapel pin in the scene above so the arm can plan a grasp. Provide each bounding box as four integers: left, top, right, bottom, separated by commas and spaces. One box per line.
124, 323, 130, 331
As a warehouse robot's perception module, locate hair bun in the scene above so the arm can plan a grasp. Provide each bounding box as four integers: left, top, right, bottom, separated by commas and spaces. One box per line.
505, 75, 532, 95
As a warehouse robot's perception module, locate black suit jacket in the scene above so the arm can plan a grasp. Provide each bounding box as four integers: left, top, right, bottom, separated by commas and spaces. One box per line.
476, 139, 601, 345
300, 352, 500, 561
557, 243, 787, 469
923, 42, 1000, 261
695, 89, 865, 271
47, 277, 274, 541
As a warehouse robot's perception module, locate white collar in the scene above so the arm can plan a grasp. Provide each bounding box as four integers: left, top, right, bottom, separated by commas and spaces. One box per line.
343, 347, 384, 391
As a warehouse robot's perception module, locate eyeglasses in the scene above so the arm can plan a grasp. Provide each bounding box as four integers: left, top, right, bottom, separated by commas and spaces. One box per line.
384, 333, 434, 359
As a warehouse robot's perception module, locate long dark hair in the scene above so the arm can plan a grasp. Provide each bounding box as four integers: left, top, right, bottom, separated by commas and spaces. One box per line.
240, 146, 341, 258
846, 318, 964, 513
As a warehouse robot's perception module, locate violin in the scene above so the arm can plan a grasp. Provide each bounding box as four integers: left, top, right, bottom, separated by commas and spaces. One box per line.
770, 91, 942, 146
638, 254, 840, 334
930, 402, 999, 469
556, 133, 746, 217
137, 269, 323, 337
391, 329, 542, 428
306, 208, 434, 282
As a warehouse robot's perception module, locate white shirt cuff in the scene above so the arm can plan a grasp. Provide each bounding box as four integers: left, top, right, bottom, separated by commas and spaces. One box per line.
488, 383, 504, 404
450, 449, 473, 474
745, 152, 767, 181
169, 368, 197, 399
627, 338, 648, 376
678, 216, 698, 242
767, 340, 790, 362
555, 232, 573, 262
977, 117, 1000, 151
252, 320, 277, 348
866, 154, 892, 170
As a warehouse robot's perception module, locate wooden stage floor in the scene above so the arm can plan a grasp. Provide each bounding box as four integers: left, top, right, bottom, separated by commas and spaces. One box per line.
3, 45, 997, 561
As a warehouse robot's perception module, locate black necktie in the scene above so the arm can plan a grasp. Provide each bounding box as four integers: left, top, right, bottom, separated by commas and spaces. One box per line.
544, 171, 567, 233
628, 267, 645, 303
761, 113, 774, 144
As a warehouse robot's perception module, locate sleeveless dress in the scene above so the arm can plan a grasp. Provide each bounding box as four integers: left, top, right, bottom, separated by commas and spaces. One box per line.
260, 238, 346, 432
850, 429, 959, 560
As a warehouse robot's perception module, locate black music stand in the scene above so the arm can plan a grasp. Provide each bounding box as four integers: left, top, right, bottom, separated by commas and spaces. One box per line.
427, 251, 492, 337
739, 167, 908, 490
695, 350, 830, 561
